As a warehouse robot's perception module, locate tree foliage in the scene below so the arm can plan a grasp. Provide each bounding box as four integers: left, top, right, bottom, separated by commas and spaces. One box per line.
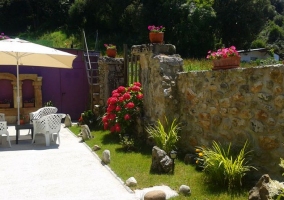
0, 0, 283, 58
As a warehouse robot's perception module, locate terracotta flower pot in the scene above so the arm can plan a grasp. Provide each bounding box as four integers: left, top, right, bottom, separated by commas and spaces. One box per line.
212, 56, 241, 70
106, 48, 117, 58
149, 32, 164, 43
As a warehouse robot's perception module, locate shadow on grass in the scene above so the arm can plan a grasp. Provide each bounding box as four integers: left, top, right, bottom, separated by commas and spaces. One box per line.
101, 132, 120, 144
199, 176, 253, 199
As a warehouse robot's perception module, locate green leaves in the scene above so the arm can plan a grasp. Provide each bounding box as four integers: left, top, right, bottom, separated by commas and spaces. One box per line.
146, 116, 180, 154
201, 140, 256, 190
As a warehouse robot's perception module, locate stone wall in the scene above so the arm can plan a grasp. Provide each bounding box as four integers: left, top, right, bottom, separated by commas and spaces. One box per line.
98, 57, 125, 106
132, 44, 284, 180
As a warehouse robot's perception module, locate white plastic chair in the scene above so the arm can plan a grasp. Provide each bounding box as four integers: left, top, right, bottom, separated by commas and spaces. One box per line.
29, 107, 58, 134
0, 121, 11, 147
0, 113, 5, 121
32, 113, 66, 146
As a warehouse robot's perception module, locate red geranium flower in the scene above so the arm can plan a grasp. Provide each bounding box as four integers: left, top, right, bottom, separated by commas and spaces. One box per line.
117, 86, 126, 93
125, 102, 135, 109
137, 93, 143, 100
123, 93, 131, 100
124, 114, 130, 120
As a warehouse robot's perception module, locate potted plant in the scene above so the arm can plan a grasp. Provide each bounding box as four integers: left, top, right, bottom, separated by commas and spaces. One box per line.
0, 33, 10, 40
19, 114, 25, 125
104, 44, 117, 58
148, 25, 165, 43
206, 46, 241, 70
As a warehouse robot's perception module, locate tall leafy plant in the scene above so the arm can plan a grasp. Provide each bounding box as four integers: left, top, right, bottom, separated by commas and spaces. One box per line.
197, 140, 256, 190
146, 117, 180, 154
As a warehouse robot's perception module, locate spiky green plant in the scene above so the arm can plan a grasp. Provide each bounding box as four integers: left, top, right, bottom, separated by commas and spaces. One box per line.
146, 117, 180, 154
201, 140, 256, 190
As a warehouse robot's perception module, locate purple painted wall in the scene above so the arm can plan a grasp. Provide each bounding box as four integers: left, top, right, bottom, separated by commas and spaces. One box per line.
0, 48, 90, 120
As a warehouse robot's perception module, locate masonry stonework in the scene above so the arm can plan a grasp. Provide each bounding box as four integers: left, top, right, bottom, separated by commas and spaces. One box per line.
132, 44, 284, 180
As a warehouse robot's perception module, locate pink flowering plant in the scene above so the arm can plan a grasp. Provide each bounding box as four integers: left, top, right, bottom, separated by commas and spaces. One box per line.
206, 46, 240, 60
148, 25, 165, 33
0, 33, 9, 40
104, 44, 116, 49
102, 82, 143, 134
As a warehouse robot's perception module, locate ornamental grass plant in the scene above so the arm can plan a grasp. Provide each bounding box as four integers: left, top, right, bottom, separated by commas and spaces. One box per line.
146, 117, 180, 154
196, 140, 256, 190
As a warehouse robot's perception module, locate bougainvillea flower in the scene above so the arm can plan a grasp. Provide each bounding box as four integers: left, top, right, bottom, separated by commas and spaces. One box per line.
134, 82, 141, 87
123, 93, 131, 100
102, 116, 108, 123
112, 89, 118, 95
107, 113, 116, 120
117, 86, 126, 93
107, 104, 116, 112
112, 92, 120, 97
137, 93, 143, 100
131, 85, 140, 91
115, 106, 121, 111
104, 122, 108, 129
107, 97, 117, 104
118, 97, 124, 102
115, 123, 121, 132
124, 114, 130, 120
125, 102, 135, 109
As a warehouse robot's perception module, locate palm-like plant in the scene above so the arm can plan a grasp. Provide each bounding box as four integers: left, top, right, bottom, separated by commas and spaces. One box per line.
146, 117, 180, 154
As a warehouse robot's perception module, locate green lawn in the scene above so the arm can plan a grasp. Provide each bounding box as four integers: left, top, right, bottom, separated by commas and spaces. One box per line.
69, 125, 249, 200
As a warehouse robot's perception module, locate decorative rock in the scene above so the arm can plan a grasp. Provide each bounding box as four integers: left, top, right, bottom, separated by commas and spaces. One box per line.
125, 177, 137, 187
92, 145, 101, 151
248, 174, 284, 200
150, 146, 173, 173
179, 185, 191, 196
102, 150, 110, 164
78, 124, 92, 141
144, 190, 166, 200
64, 114, 72, 127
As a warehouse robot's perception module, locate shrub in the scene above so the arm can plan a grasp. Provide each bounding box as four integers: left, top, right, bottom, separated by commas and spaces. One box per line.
146, 117, 180, 154
197, 140, 256, 190
80, 110, 100, 128
102, 82, 143, 134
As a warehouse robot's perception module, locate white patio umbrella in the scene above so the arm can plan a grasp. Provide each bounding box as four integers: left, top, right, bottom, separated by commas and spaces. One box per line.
0, 38, 77, 125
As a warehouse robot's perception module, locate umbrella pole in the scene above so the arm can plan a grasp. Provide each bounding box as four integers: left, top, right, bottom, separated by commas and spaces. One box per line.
17, 58, 20, 125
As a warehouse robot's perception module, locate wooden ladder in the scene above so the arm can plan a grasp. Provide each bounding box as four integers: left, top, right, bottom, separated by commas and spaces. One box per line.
82, 30, 100, 110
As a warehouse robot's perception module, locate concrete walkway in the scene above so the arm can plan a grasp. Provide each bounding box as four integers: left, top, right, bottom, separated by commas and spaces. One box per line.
0, 124, 139, 200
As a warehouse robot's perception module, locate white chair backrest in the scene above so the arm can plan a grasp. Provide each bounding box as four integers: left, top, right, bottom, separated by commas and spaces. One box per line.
0, 113, 5, 121
47, 114, 66, 133
30, 107, 58, 122
0, 121, 8, 135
